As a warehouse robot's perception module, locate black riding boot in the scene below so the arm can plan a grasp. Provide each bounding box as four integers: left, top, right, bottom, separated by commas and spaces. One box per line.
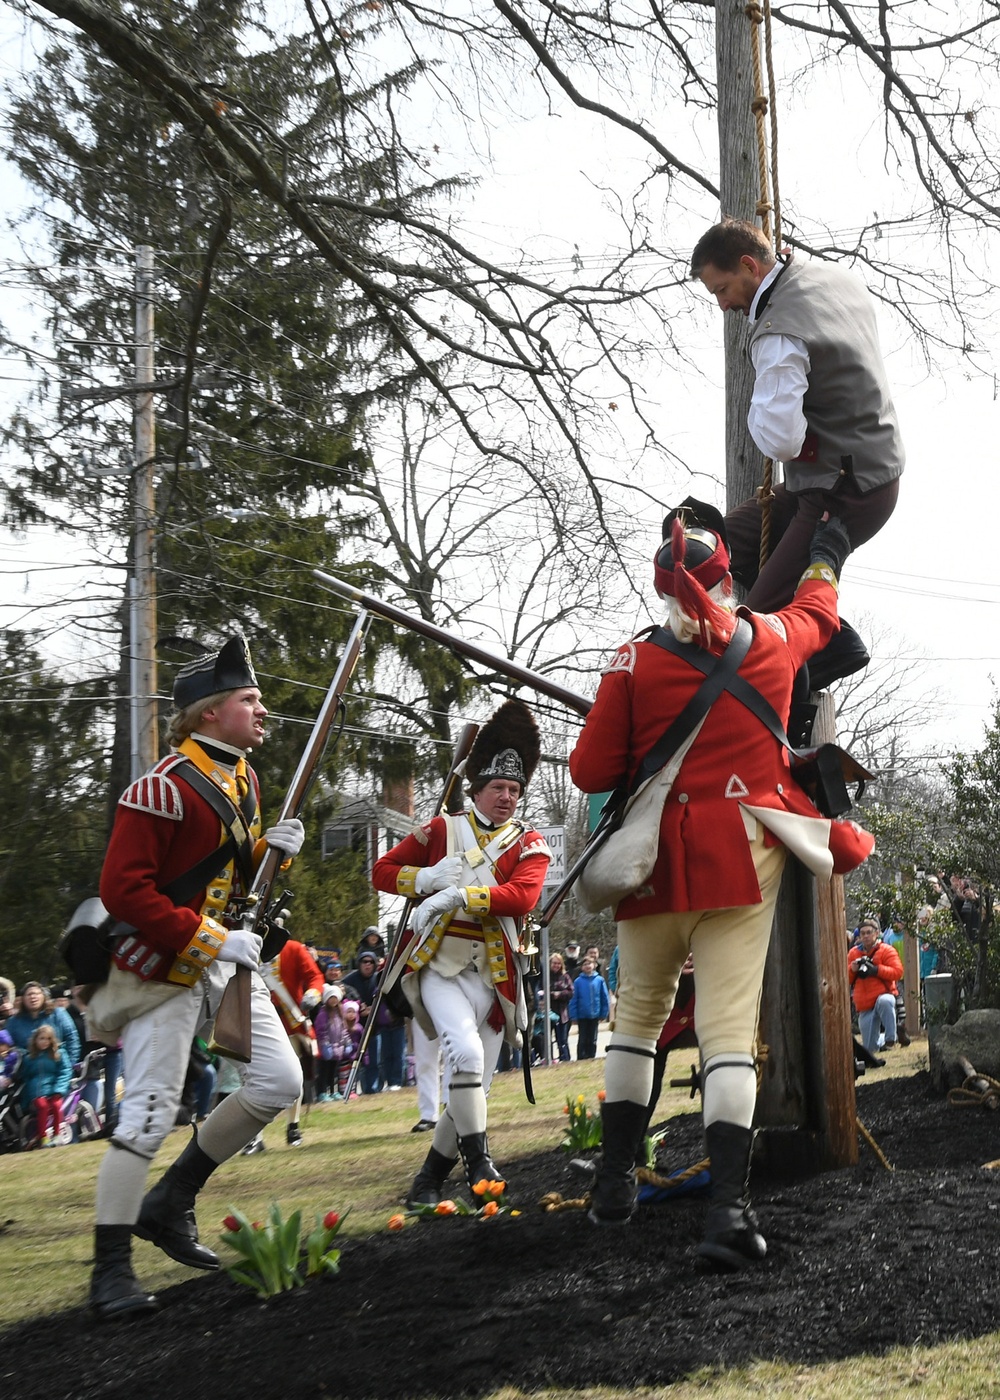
134, 1133, 221, 1270
457, 1131, 502, 1190
89, 1225, 159, 1321
406, 1147, 459, 1207
805, 619, 870, 691
588, 1099, 649, 1225
697, 1121, 767, 1271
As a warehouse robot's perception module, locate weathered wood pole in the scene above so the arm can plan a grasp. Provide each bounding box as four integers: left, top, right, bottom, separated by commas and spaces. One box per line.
713, 0, 857, 1168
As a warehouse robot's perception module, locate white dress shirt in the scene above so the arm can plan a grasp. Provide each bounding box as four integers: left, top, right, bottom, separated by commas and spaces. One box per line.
747, 263, 811, 463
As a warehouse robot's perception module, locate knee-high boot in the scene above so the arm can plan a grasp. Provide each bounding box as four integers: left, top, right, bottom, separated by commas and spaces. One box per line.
457, 1131, 501, 1190
588, 1099, 648, 1225
407, 1146, 459, 1207
89, 1224, 159, 1321
134, 1133, 221, 1270
697, 1121, 766, 1270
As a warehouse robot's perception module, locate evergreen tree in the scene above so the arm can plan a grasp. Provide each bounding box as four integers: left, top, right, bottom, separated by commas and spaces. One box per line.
1, 0, 429, 922
0, 632, 109, 983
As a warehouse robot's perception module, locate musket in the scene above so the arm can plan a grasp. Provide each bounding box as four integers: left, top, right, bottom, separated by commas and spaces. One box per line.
534, 802, 621, 928
342, 721, 481, 1101
313, 569, 592, 717
315, 568, 616, 932
212, 610, 371, 1062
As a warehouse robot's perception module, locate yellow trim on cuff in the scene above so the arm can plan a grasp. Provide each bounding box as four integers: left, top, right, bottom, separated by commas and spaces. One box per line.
799, 562, 839, 590
397, 866, 420, 899
167, 916, 228, 987
464, 886, 491, 915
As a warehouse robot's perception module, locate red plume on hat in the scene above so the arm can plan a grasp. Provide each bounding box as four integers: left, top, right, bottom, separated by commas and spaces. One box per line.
654, 498, 734, 647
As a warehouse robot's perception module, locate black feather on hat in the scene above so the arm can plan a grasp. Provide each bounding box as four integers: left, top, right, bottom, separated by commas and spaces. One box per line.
466, 698, 540, 793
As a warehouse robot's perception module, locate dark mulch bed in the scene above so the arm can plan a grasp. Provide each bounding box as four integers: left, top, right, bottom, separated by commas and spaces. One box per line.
6, 1070, 1000, 1398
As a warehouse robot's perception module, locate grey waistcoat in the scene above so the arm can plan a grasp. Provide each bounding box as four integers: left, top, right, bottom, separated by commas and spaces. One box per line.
748, 258, 905, 493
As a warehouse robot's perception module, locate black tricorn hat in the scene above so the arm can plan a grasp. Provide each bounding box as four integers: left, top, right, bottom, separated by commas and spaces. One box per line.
662, 496, 729, 552
466, 698, 541, 793
172, 636, 258, 709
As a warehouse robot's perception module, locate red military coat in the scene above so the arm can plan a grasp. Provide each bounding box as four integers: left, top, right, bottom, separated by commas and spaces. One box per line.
266, 941, 325, 1037
99, 738, 263, 982
372, 810, 550, 1043
371, 812, 550, 920
569, 577, 873, 918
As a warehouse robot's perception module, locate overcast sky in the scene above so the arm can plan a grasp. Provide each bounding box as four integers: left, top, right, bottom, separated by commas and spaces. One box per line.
1, 3, 997, 762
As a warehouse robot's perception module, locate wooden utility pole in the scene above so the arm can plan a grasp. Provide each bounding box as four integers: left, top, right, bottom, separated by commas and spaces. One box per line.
715, 0, 760, 506
713, 1, 857, 1168
131, 244, 158, 780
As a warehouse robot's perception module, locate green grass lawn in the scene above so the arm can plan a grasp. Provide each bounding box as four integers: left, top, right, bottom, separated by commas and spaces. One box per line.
6, 1041, 999, 1397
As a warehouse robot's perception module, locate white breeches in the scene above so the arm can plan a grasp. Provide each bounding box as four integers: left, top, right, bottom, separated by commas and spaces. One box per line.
419, 966, 502, 1082
411, 1016, 446, 1123
113, 962, 302, 1160
613, 832, 786, 1066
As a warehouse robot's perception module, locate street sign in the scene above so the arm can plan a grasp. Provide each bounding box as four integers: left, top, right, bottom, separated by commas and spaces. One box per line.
539, 825, 566, 888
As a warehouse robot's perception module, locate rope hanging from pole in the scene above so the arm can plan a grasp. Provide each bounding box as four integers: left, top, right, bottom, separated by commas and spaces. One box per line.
745, 0, 782, 572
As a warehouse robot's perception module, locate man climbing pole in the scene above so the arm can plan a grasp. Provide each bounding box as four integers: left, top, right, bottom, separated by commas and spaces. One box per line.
690, 218, 904, 690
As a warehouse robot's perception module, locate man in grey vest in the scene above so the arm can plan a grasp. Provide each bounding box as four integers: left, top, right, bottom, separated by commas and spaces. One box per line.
690, 218, 903, 691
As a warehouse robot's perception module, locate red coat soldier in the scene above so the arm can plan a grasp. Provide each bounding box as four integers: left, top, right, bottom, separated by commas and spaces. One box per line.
570, 500, 873, 1267
372, 700, 550, 1202
261, 936, 326, 1146
86, 637, 305, 1320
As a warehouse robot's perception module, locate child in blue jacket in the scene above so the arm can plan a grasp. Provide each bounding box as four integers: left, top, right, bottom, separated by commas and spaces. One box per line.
568, 957, 610, 1060
20, 1023, 72, 1147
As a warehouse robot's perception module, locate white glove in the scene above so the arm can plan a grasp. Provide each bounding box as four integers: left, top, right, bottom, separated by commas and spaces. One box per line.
301, 988, 322, 1011
412, 885, 466, 940
264, 817, 305, 857
216, 926, 264, 969
415, 856, 464, 896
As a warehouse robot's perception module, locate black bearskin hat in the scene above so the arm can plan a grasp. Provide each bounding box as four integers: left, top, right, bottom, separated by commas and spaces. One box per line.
466, 698, 541, 794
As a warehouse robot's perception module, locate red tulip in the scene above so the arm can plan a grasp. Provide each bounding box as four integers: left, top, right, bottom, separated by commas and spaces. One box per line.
222, 1214, 239, 1233
323, 1210, 340, 1231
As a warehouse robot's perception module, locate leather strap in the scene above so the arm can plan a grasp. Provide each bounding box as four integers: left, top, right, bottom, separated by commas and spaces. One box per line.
174, 761, 258, 892
630, 617, 753, 795
647, 622, 797, 756
108, 760, 259, 942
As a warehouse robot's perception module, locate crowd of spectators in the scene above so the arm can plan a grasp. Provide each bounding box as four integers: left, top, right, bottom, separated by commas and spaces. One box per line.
0, 977, 115, 1149
3, 928, 618, 1153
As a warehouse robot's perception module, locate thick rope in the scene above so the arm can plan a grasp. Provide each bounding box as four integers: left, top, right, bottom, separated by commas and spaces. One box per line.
637, 1156, 711, 1191
857, 1116, 894, 1171
539, 1156, 712, 1213
764, 0, 781, 250
745, 3, 772, 244
947, 1074, 1000, 1111
745, 0, 780, 572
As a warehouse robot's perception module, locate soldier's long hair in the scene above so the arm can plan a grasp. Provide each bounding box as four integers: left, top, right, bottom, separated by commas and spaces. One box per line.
165, 689, 234, 749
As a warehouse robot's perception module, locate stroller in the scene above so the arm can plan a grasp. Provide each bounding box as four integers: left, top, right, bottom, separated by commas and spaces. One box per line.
59, 1048, 106, 1143
0, 1046, 25, 1153
16, 1048, 106, 1148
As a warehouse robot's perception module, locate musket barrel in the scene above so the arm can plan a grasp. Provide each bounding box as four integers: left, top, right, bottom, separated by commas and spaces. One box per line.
313, 568, 592, 717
